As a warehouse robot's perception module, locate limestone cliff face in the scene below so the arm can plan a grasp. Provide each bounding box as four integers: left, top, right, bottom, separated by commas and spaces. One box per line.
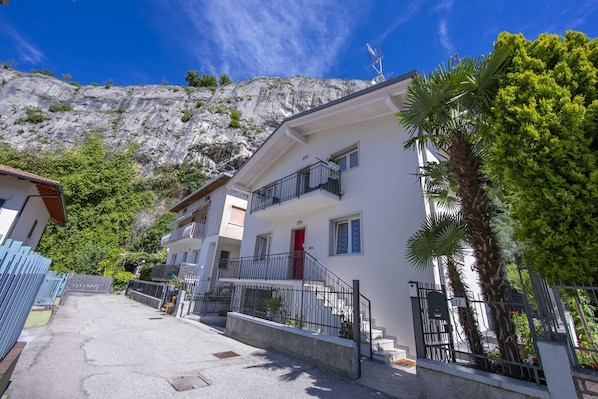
0, 69, 370, 174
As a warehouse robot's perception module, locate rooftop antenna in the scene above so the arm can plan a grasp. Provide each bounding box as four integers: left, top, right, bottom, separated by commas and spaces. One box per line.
366, 43, 388, 84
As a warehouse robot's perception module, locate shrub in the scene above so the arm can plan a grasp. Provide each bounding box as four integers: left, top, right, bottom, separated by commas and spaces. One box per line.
195, 101, 204, 108
16, 108, 49, 124
112, 270, 135, 291
219, 74, 231, 86
229, 119, 240, 128
30, 69, 55, 77
49, 103, 73, 112
181, 108, 195, 122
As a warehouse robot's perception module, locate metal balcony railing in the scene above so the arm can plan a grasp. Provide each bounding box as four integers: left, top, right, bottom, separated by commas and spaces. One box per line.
160, 222, 206, 246
151, 264, 181, 281
250, 161, 341, 213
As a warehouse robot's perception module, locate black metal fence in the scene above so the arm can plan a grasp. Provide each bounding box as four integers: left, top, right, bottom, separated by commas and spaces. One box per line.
151, 264, 181, 282
188, 294, 232, 316
410, 280, 546, 385
549, 281, 598, 371
230, 280, 372, 359
250, 161, 341, 213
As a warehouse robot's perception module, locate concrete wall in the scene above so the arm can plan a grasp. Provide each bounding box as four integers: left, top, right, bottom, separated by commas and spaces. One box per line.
225, 312, 358, 379
416, 359, 549, 399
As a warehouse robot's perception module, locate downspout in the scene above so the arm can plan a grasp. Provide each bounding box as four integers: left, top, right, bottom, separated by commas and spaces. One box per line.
415, 134, 445, 286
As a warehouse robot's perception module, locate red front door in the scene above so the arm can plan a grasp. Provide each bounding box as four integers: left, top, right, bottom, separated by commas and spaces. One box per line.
292, 228, 305, 279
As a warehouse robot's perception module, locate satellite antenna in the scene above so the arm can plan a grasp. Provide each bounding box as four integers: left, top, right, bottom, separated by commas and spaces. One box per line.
366, 43, 387, 84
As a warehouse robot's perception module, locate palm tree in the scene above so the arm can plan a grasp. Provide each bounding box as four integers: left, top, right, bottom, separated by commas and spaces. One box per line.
406, 212, 488, 369
398, 47, 522, 367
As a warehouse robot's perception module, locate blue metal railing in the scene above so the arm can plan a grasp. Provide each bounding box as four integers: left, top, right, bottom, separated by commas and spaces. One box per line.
250, 161, 341, 213
0, 239, 52, 361
33, 271, 67, 308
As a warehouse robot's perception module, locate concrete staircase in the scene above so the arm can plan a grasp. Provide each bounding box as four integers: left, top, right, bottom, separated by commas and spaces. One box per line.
305, 281, 407, 365
366, 323, 407, 364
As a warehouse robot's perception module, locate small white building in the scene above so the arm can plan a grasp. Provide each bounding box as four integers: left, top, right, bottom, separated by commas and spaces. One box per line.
222, 72, 442, 360
0, 164, 67, 250
159, 172, 247, 294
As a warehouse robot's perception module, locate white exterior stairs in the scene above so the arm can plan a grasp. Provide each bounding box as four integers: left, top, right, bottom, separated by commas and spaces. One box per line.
304, 281, 407, 365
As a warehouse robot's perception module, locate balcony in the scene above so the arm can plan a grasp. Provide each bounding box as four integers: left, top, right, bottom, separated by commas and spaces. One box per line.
151, 264, 181, 281
219, 252, 325, 282
250, 161, 341, 218
160, 222, 206, 247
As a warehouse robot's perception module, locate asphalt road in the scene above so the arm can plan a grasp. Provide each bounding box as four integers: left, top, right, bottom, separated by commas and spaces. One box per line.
4, 293, 415, 399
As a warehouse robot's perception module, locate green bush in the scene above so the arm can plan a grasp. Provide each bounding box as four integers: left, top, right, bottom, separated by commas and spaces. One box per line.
195, 101, 204, 108
112, 270, 135, 291
30, 69, 55, 77
16, 108, 49, 124
181, 108, 195, 122
49, 104, 73, 112
229, 119, 240, 128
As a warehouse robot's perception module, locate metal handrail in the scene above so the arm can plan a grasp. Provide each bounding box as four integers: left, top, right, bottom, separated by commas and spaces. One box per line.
219, 251, 372, 358
161, 222, 206, 246
250, 161, 341, 213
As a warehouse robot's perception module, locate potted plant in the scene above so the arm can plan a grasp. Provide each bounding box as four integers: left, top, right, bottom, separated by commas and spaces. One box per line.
264, 295, 284, 322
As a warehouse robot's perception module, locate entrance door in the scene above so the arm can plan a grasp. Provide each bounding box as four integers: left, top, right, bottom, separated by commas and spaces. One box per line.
292, 228, 305, 279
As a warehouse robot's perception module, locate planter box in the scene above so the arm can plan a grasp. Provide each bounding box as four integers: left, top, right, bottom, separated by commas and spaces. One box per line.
0, 341, 26, 396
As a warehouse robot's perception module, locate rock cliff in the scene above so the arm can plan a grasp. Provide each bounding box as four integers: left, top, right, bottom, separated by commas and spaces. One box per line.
0, 68, 370, 175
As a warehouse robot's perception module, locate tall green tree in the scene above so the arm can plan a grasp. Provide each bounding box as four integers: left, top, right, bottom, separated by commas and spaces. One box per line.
485, 31, 598, 284
398, 45, 522, 366
219, 74, 231, 86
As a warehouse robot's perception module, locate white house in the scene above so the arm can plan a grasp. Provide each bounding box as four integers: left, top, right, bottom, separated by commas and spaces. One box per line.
222, 72, 443, 361
159, 172, 247, 294
0, 164, 67, 250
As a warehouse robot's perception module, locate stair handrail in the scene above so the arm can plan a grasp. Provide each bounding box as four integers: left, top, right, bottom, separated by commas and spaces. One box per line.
303, 252, 373, 359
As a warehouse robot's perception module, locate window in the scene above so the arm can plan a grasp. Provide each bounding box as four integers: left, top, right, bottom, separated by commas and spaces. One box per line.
337, 148, 359, 172
229, 206, 246, 226
256, 234, 272, 260
219, 250, 230, 269
333, 216, 361, 255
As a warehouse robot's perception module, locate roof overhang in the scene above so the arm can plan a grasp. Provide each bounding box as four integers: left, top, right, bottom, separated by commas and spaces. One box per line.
0, 164, 67, 224
170, 172, 232, 213
228, 71, 417, 191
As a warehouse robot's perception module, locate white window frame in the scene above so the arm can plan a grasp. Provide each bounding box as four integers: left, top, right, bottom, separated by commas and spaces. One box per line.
336, 148, 359, 172
332, 215, 361, 255
256, 234, 272, 260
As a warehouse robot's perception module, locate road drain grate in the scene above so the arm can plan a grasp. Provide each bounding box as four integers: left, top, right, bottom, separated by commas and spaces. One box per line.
168, 375, 210, 391
212, 351, 240, 359
148, 317, 163, 320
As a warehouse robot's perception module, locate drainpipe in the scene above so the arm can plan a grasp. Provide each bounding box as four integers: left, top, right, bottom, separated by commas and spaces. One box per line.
415, 135, 445, 287
3, 194, 61, 244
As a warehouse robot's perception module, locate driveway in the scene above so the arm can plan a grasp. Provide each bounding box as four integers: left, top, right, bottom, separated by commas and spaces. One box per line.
4, 293, 418, 398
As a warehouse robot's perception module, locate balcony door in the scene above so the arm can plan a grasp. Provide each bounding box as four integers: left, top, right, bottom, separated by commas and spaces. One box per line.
292, 228, 305, 279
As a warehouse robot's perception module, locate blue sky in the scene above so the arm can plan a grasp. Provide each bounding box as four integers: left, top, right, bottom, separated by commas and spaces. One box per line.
1, 1, 597, 86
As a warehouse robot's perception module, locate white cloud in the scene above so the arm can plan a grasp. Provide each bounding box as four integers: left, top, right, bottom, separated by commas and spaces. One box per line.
2, 23, 45, 64
375, 0, 427, 44
163, 1, 358, 79
438, 19, 455, 55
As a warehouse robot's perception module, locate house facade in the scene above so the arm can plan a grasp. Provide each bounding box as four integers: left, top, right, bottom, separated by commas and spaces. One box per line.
0, 164, 67, 250
222, 72, 442, 360
159, 172, 247, 294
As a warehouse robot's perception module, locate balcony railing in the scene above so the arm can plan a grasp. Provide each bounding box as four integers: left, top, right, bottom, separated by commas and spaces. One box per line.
151, 264, 181, 281
250, 161, 341, 213
160, 222, 206, 246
